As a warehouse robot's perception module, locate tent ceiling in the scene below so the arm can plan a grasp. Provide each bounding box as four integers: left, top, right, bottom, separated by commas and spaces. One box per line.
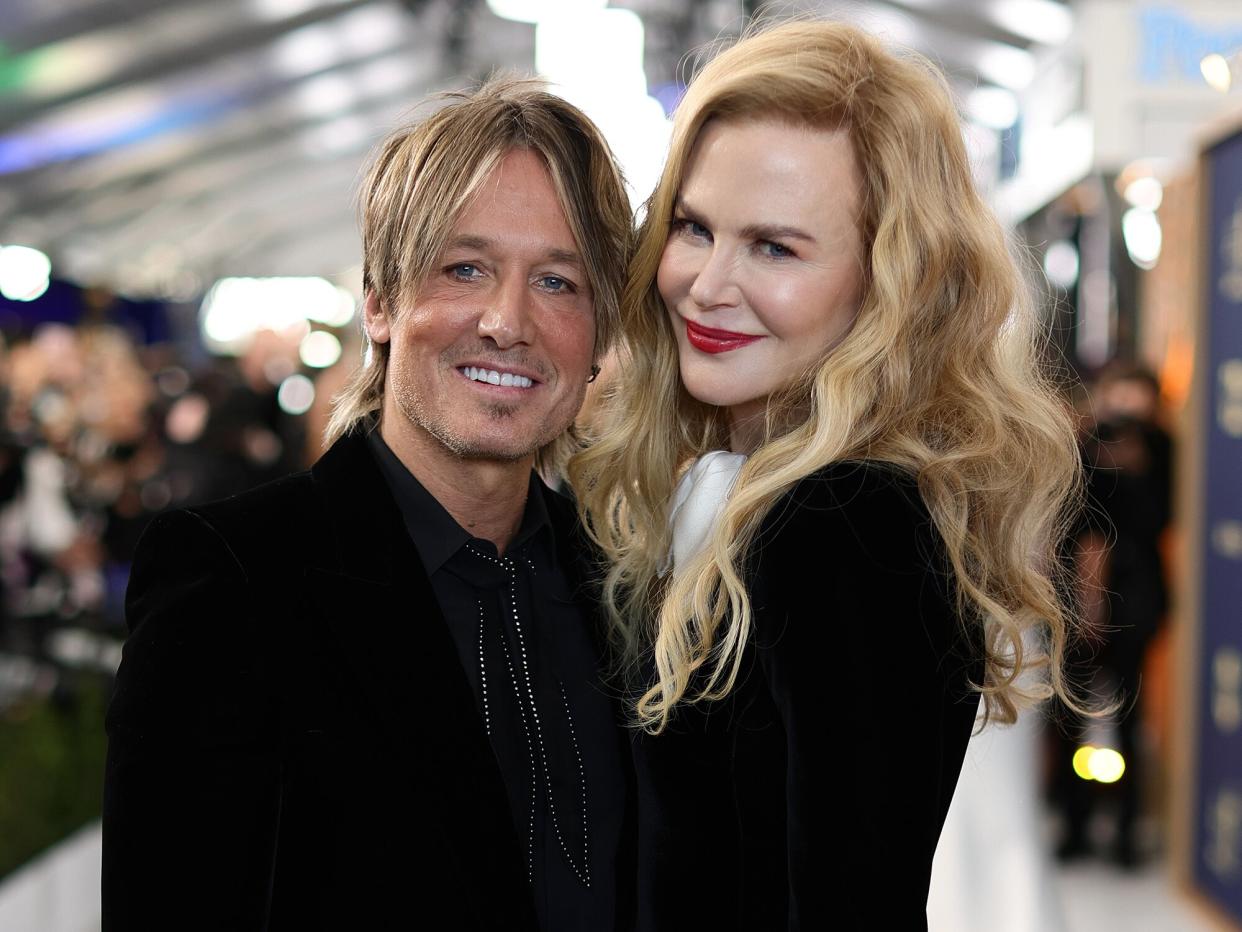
0, 0, 1069, 297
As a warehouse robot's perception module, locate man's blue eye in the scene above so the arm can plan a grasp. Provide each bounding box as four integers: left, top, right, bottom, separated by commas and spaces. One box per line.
450, 264, 481, 279
540, 276, 574, 293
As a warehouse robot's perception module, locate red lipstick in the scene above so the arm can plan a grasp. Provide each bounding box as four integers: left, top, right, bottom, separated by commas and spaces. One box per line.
684, 318, 764, 354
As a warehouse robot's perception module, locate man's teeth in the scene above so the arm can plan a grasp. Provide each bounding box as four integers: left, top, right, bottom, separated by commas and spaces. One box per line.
462, 366, 533, 388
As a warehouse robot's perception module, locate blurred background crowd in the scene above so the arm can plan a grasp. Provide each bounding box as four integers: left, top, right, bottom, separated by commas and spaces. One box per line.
1, 0, 1241, 929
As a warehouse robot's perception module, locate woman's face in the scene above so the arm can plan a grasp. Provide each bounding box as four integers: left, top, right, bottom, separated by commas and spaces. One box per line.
657, 117, 865, 450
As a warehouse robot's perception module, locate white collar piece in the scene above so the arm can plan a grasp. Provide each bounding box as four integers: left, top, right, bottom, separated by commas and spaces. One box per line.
666, 450, 748, 574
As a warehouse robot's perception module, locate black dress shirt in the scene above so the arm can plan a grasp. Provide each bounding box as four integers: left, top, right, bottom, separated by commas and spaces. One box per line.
368, 431, 624, 932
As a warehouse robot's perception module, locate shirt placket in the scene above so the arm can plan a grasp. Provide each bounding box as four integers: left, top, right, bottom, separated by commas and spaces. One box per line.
468, 544, 592, 890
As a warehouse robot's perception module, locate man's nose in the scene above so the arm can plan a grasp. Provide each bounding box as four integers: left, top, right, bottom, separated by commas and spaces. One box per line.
687, 246, 740, 311
477, 275, 534, 348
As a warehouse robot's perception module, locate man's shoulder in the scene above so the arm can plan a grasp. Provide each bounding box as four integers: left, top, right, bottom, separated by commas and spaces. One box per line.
145, 470, 325, 579
188, 469, 318, 532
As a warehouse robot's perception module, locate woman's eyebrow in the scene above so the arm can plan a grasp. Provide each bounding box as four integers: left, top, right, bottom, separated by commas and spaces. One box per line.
738, 223, 817, 244
674, 199, 816, 244
672, 197, 701, 219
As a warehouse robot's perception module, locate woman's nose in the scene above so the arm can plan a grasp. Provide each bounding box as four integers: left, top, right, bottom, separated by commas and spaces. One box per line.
687, 246, 739, 311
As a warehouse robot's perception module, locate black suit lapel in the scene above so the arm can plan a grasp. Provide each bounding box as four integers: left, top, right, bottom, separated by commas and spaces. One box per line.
306, 431, 536, 929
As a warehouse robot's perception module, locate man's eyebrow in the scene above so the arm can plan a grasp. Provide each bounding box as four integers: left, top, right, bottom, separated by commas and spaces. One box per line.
444, 236, 583, 267
445, 234, 491, 252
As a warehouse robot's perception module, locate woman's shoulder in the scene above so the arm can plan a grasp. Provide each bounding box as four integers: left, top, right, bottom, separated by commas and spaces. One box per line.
745, 460, 951, 594
760, 460, 931, 544
748, 462, 965, 665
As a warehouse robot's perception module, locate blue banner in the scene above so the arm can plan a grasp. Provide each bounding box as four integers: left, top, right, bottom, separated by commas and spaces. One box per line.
1196, 125, 1242, 922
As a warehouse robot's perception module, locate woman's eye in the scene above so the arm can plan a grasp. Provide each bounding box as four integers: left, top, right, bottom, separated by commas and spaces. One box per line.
673, 218, 711, 240
760, 241, 793, 259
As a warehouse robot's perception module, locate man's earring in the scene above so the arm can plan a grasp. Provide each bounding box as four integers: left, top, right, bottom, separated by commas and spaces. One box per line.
587, 365, 600, 384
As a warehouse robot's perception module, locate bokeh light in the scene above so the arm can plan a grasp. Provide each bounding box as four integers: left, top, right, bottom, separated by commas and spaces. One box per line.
1201, 53, 1233, 93
0, 245, 52, 301
967, 86, 1019, 130
200, 277, 355, 354
1043, 240, 1080, 288
1087, 748, 1126, 784
1072, 744, 1127, 783
1122, 207, 1162, 270
300, 330, 342, 369
1122, 175, 1164, 212
1072, 745, 1096, 781
487, 0, 607, 24
277, 374, 316, 415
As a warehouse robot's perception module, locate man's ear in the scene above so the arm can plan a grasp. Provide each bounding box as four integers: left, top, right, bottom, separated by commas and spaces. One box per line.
362, 292, 391, 344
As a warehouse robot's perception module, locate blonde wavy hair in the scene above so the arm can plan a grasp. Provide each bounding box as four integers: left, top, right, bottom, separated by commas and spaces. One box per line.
325, 75, 632, 465
569, 20, 1084, 734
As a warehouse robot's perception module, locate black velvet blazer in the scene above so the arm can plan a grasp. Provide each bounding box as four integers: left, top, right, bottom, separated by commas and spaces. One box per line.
102, 430, 632, 931
632, 462, 983, 931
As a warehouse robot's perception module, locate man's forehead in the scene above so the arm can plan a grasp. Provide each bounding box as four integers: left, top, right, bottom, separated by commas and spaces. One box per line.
454, 148, 571, 216
441, 150, 585, 268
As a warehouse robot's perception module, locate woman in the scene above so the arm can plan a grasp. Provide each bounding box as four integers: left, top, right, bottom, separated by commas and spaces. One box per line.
570, 20, 1083, 930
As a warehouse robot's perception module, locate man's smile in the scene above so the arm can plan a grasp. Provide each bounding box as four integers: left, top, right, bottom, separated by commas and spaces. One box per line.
457, 365, 538, 389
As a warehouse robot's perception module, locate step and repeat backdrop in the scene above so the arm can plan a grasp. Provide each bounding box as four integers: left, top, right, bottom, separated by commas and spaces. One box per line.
1193, 114, 1242, 927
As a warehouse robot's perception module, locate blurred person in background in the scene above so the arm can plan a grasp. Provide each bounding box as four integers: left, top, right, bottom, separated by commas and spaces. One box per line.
0, 317, 310, 644
102, 77, 634, 931
570, 20, 1085, 931
0, 324, 153, 644
1051, 363, 1172, 868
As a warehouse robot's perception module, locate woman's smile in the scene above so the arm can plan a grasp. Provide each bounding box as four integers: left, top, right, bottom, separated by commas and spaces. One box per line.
682, 317, 766, 354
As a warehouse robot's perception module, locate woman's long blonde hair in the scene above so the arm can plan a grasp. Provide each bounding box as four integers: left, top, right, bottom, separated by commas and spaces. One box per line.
569, 20, 1084, 734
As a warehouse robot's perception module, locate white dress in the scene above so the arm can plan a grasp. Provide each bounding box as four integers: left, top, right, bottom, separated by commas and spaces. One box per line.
927, 707, 1067, 932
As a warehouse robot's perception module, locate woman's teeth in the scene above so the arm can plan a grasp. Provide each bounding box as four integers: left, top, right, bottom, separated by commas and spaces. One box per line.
462, 366, 533, 388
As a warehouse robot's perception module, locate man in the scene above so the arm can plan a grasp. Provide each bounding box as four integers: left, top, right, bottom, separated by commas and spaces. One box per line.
102, 78, 634, 930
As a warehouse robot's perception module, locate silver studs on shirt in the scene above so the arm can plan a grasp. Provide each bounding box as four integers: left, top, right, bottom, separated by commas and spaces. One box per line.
467, 544, 592, 889
477, 600, 490, 736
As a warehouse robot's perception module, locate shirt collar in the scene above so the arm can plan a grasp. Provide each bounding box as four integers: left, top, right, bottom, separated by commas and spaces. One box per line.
366, 427, 550, 573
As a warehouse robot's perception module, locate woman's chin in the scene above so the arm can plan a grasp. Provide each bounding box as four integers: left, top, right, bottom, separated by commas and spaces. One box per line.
679, 376, 755, 412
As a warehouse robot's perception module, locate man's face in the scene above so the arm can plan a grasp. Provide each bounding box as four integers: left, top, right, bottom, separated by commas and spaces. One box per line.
366, 148, 596, 465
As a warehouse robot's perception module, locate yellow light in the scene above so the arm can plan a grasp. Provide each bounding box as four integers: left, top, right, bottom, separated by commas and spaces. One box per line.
1072, 745, 1096, 780
1088, 748, 1126, 784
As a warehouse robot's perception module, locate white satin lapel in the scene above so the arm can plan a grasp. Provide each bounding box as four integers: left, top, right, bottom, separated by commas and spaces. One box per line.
667, 451, 748, 573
